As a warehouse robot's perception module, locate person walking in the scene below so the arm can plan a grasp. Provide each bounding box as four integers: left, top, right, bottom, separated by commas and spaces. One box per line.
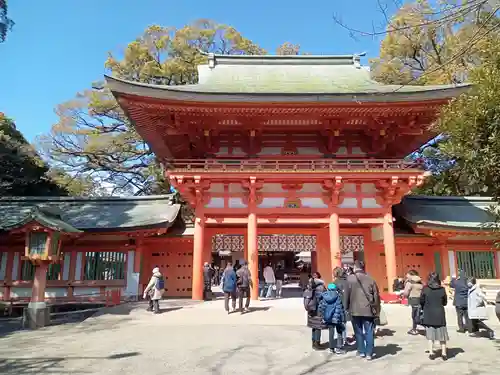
203, 262, 213, 301
403, 270, 424, 335
420, 272, 449, 361
345, 261, 380, 360
303, 272, 326, 350
496, 290, 500, 323
275, 265, 285, 298
221, 262, 237, 314
143, 267, 165, 314
261, 262, 276, 299
236, 261, 252, 313
318, 283, 347, 355
467, 277, 495, 339
450, 270, 470, 333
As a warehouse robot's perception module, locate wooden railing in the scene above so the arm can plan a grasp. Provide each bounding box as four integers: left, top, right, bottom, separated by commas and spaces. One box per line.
165, 158, 424, 173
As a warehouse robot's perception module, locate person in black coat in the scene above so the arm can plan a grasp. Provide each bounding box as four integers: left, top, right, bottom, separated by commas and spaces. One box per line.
420, 272, 449, 361
450, 270, 470, 333
303, 272, 326, 350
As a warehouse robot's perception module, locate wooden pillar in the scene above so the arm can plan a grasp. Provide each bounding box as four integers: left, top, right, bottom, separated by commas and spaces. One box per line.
316, 230, 332, 283
329, 212, 341, 270
67, 252, 77, 300
192, 212, 205, 301
440, 242, 450, 279
383, 211, 397, 293
3, 252, 13, 301
31, 263, 49, 303
247, 211, 259, 300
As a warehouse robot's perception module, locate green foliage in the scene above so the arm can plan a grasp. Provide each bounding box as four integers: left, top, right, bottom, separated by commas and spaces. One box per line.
0, 114, 70, 196
39, 19, 297, 196
371, 1, 500, 197
0, 0, 14, 43
371, 0, 500, 85
435, 52, 500, 200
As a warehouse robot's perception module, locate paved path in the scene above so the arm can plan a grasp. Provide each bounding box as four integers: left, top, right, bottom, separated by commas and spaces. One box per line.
0, 299, 499, 375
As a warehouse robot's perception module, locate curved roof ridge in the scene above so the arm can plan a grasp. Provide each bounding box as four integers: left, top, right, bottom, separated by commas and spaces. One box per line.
0, 194, 177, 203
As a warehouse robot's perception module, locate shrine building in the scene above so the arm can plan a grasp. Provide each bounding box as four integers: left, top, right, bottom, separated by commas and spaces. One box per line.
1, 53, 500, 308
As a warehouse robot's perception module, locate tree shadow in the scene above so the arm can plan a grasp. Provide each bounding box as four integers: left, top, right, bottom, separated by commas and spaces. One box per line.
374, 343, 402, 359
0, 352, 140, 374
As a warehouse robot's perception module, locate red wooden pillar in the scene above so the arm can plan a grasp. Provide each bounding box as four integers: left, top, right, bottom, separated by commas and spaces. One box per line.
329, 212, 341, 269
383, 211, 397, 293
247, 211, 259, 300
3, 252, 13, 301
192, 212, 205, 301
31, 263, 49, 303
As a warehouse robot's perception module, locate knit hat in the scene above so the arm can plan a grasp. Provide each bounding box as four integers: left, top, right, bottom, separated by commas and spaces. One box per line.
327, 283, 337, 290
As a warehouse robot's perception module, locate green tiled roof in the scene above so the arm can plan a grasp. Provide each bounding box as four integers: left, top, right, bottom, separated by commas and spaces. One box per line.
105, 53, 471, 101
1, 206, 82, 233
0, 195, 181, 232
396, 196, 498, 230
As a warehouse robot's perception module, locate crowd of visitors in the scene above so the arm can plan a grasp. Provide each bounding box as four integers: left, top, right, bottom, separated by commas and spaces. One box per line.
143, 261, 500, 361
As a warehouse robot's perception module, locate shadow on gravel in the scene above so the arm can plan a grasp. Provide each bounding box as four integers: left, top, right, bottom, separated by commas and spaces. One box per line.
374, 343, 402, 359
375, 328, 395, 337
0, 352, 140, 374
446, 347, 465, 359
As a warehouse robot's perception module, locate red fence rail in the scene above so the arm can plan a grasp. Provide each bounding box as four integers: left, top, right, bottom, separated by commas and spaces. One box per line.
165, 158, 423, 173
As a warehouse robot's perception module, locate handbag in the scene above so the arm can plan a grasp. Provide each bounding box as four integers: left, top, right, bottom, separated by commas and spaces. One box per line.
354, 273, 378, 317
377, 306, 388, 326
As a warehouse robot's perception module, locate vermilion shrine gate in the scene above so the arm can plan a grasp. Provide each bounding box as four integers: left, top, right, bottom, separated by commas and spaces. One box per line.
107, 52, 471, 300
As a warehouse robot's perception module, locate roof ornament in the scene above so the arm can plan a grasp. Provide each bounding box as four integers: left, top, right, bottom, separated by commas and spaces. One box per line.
198, 50, 216, 69
352, 52, 366, 69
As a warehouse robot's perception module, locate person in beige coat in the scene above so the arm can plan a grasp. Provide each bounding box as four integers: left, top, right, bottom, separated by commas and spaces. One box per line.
143, 267, 165, 314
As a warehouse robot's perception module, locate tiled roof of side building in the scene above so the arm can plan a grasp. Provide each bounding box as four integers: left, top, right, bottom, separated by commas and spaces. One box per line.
396, 195, 498, 230
105, 52, 471, 102
0, 195, 181, 232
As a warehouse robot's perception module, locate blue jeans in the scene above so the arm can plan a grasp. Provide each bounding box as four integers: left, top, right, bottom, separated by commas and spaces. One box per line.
311, 328, 321, 342
351, 316, 375, 356
328, 324, 344, 349
260, 283, 274, 298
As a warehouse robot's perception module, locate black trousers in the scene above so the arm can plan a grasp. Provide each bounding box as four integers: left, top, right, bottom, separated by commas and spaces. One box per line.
203, 284, 212, 301
148, 299, 160, 313
470, 319, 494, 333
411, 305, 420, 330
456, 306, 471, 331
238, 287, 251, 310
224, 291, 236, 311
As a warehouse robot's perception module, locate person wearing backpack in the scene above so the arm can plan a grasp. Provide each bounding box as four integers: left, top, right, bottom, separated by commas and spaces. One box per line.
236, 261, 253, 313
318, 283, 347, 355
303, 272, 326, 350
143, 267, 165, 314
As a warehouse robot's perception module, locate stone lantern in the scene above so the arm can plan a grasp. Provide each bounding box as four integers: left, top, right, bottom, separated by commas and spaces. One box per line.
7, 206, 81, 328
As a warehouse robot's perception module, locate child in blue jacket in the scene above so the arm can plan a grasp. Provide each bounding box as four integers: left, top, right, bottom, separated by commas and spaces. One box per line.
318, 283, 346, 354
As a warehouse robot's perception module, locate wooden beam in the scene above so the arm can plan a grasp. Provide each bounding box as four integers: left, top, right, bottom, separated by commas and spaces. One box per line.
204, 217, 386, 225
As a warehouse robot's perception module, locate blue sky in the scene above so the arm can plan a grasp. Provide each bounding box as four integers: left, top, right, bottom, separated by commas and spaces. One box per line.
0, 0, 391, 142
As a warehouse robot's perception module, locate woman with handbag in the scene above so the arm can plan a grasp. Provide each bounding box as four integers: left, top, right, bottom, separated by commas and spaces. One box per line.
467, 277, 495, 339
420, 272, 449, 361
